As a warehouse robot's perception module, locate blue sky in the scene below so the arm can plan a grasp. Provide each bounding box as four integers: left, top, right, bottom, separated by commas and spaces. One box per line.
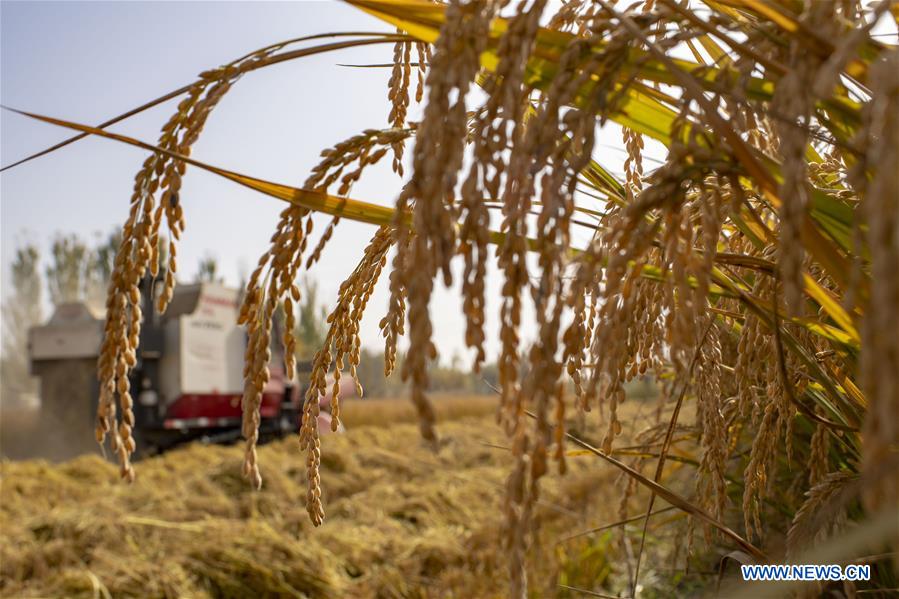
1, 1, 520, 364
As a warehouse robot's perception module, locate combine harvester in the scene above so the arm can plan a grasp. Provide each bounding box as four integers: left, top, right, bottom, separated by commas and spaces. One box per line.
28, 280, 348, 458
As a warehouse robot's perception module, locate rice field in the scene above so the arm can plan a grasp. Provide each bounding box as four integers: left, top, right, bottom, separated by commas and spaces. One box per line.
0, 394, 692, 598
3, 0, 897, 595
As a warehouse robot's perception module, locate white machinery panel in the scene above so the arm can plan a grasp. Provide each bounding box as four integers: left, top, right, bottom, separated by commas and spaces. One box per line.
28, 302, 103, 362
177, 284, 243, 395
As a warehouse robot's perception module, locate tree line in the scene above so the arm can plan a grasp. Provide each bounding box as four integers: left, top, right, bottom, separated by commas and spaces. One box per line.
1, 231, 496, 408
0, 231, 224, 408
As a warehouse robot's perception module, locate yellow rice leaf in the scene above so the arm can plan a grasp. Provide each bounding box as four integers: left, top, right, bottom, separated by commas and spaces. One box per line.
2, 106, 402, 226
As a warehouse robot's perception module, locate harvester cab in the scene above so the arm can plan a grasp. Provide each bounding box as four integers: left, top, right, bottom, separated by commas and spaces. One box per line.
28, 278, 303, 457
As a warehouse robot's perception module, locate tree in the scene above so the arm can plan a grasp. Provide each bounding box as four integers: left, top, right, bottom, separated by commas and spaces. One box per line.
45, 233, 89, 306
43, 231, 124, 310
293, 277, 328, 360
196, 253, 223, 283
1, 244, 42, 407
86, 229, 122, 309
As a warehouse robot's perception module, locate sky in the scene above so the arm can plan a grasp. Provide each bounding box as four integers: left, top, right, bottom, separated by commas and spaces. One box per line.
1, 0, 526, 365
15, 2, 888, 365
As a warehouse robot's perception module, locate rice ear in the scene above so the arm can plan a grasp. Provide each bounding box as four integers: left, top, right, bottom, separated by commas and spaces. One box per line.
787, 471, 857, 560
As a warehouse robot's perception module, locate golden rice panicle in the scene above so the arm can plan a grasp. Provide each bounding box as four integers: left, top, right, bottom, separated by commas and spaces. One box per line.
414, 42, 429, 102
97, 55, 272, 469
337, 226, 391, 418
505, 19, 647, 596
396, 0, 497, 444
661, 202, 696, 370
380, 241, 407, 378
95, 231, 141, 481
767, 312, 796, 462
237, 204, 311, 489
399, 272, 438, 444
458, 166, 489, 372
622, 126, 644, 199
302, 128, 412, 271
458, 0, 546, 377
297, 227, 392, 525
157, 66, 246, 312
548, 0, 586, 32
96, 123, 193, 475
345, 239, 388, 398
771, 61, 811, 318
695, 322, 728, 537
586, 147, 693, 451
95, 71, 213, 474
387, 36, 412, 130
808, 422, 830, 489
591, 262, 642, 452
283, 294, 297, 381
387, 35, 412, 174
300, 316, 333, 525
495, 6, 569, 438
630, 259, 665, 380
657, 132, 726, 371
697, 179, 725, 299
241, 291, 273, 490
770, 3, 839, 317
733, 263, 774, 421
562, 294, 589, 411
854, 50, 899, 517
741, 395, 789, 542
563, 251, 603, 415
787, 471, 854, 559
522, 37, 613, 476
305, 128, 412, 195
